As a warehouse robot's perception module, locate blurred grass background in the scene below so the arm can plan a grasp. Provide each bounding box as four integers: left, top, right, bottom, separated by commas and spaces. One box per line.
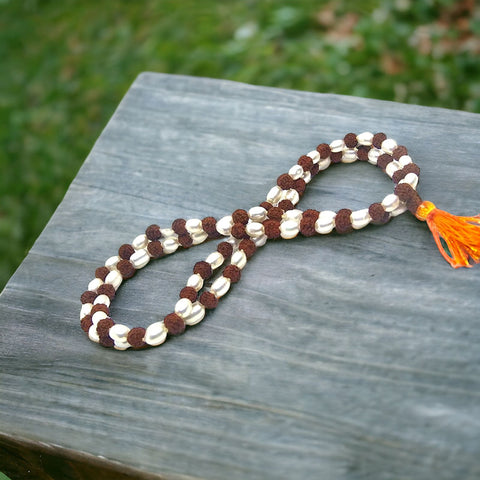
0, 0, 479, 291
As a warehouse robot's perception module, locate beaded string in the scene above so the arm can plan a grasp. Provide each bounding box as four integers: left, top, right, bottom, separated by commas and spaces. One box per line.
79, 132, 480, 350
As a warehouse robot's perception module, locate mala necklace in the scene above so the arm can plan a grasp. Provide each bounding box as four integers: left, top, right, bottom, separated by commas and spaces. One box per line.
79, 132, 480, 350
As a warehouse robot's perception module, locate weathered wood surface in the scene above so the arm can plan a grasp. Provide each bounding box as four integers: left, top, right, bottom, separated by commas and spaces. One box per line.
1, 72, 480, 480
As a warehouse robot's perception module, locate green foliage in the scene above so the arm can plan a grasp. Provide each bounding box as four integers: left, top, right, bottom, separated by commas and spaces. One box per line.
0, 0, 479, 290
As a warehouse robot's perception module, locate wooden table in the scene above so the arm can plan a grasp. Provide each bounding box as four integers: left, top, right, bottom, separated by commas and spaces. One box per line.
1, 73, 479, 480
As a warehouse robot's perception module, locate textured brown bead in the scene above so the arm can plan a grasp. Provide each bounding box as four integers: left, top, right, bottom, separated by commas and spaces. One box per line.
164, 313, 186, 335
145, 224, 162, 241
99, 335, 115, 348
117, 259, 136, 279
394, 183, 417, 202
127, 327, 146, 348
369, 203, 390, 224
231, 222, 248, 239
239, 239, 256, 258
81, 291, 97, 304
377, 153, 393, 171
293, 178, 306, 195
118, 244, 135, 260
80, 315, 93, 332
335, 209, 353, 234
277, 200, 294, 211
300, 216, 317, 237
217, 241, 233, 258
303, 209, 319, 219
298, 155, 313, 172
178, 233, 193, 248
96, 318, 114, 337
277, 173, 294, 190
193, 261, 213, 279
260, 201, 273, 211
202, 216, 221, 238
267, 207, 283, 221
372, 132, 387, 148
232, 209, 249, 225
392, 163, 420, 184
344, 133, 358, 148
310, 163, 320, 177
147, 241, 164, 259
406, 191, 423, 214
392, 145, 408, 160
199, 291, 219, 309
357, 146, 369, 161
316, 143, 331, 159
330, 151, 342, 163
95, 267, 110, 281
263, 219, 281, 239
97, 284, 116, 300
172, 218, 187, 235
223, 264, 241, 283
180, 286, 198, 302
91, 304, 109, 316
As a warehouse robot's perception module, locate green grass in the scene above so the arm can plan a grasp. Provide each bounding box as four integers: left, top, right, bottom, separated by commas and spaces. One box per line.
1, 0, 479, 290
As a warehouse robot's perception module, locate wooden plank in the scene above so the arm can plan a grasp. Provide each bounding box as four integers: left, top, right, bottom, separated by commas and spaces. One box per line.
1, 72, 480, 480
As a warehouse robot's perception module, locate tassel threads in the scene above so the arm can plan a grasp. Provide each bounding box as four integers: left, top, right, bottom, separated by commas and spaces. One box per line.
415, 200, 480, 268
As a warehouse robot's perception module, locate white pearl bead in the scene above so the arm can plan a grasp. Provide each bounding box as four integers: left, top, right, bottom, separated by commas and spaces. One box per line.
381, 193, 400, 212
114, 339, 131, 351
205, 251, 224, 269
317, 158, 331, 171
246, 222, 264, 238
105, 255, 120, 270
368, 148, 381, 165
162, 237, 179, 254
92, 311, 108, 325
288, 164, 304, 180
191, 231, 208, 245
253, 234, 268, 247
381, 138, 397, 154
329, 139, 345, 152
399, 172, 418, 189
351, 209, 371, 230
88, 278, 103, 292
266, 185, 283, 204
315, 211, 336, 234
88, 324, 100, 343
283, 189, 300, 205
160, 227, 174, 238
248, 206, 267, 222
187, 273, 203, 291
109, 324, 130, 341
385, 161, 400, 178
302, 170, 312, 183
130, 248, 150, 269
94, 294, 111, 307
307, 150, 320, 164
357, 131, 373, 145
175, 298, 193, 318
80, 303, 93, 319
390, 203, 408, 217
105, 270, 122, 290
216, 215, 233, 236
398, 155, 412, 166
283, 209, 303, 222
280, 220, 299, 239
211, 276, 231, 298
132, 234, 148, 250
342, 149, 357, 163
185, 218, 203, 234
144, 321, 167, 346
184, 302, 205, 326
231, 250, 247, 269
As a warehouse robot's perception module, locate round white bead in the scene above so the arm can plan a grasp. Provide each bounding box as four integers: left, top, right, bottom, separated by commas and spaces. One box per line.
160, 227, 174, 238
307, 150, 320, 164
109, 324, 130, 342
398, 155, 412, 167
162, 237, 179, 254
185, 218, 203, 234
211, 276, 231, 298
206, 251, 224, 269
80, 303, 92, 319
88, 325, 100, 343
92, 311, 108, 325
288, 164, 304, 180
132, 234, 148, 250
266, 185, 283, 204
144, 321, 167, 346
248, 206, 267, 222
385, 161, 400, 178
317, 158, 331, 171
390, 203, 408, 217
105, 255, 120, 270
88, 278, 103, 292
283, 209, 303, 222
184, 302, 205, 326
342, 149, 357, 163
329, 139, 345, 152
368, 148, 381, 165
302, 170, 312, 183
94, 294, 111, 307
114, 339, 131, 351
283, 189, 300, 205
231, 250, 247, 269
187, 273, 203, 291
246, 222, 264, 238
351, 209, 371, 230
130, 249, 150, 269
175, 298, 193, 318
315, 211, 336, 234
357, 131, 374, 145
105, 270, 122, 290
382, 193, 400, 212
399, 172, 419, 189
381, 138, 397, 155
216, 215, 233, 236
253, 234, 268, 247
191, 231, 208, 245
280, 220, 300, 239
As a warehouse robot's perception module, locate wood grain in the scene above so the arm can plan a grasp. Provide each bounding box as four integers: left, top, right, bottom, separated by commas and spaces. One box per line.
1, 73, 480, 480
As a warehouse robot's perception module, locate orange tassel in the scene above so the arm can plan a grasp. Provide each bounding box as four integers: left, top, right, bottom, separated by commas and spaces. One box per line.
415, 201, 480, 268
